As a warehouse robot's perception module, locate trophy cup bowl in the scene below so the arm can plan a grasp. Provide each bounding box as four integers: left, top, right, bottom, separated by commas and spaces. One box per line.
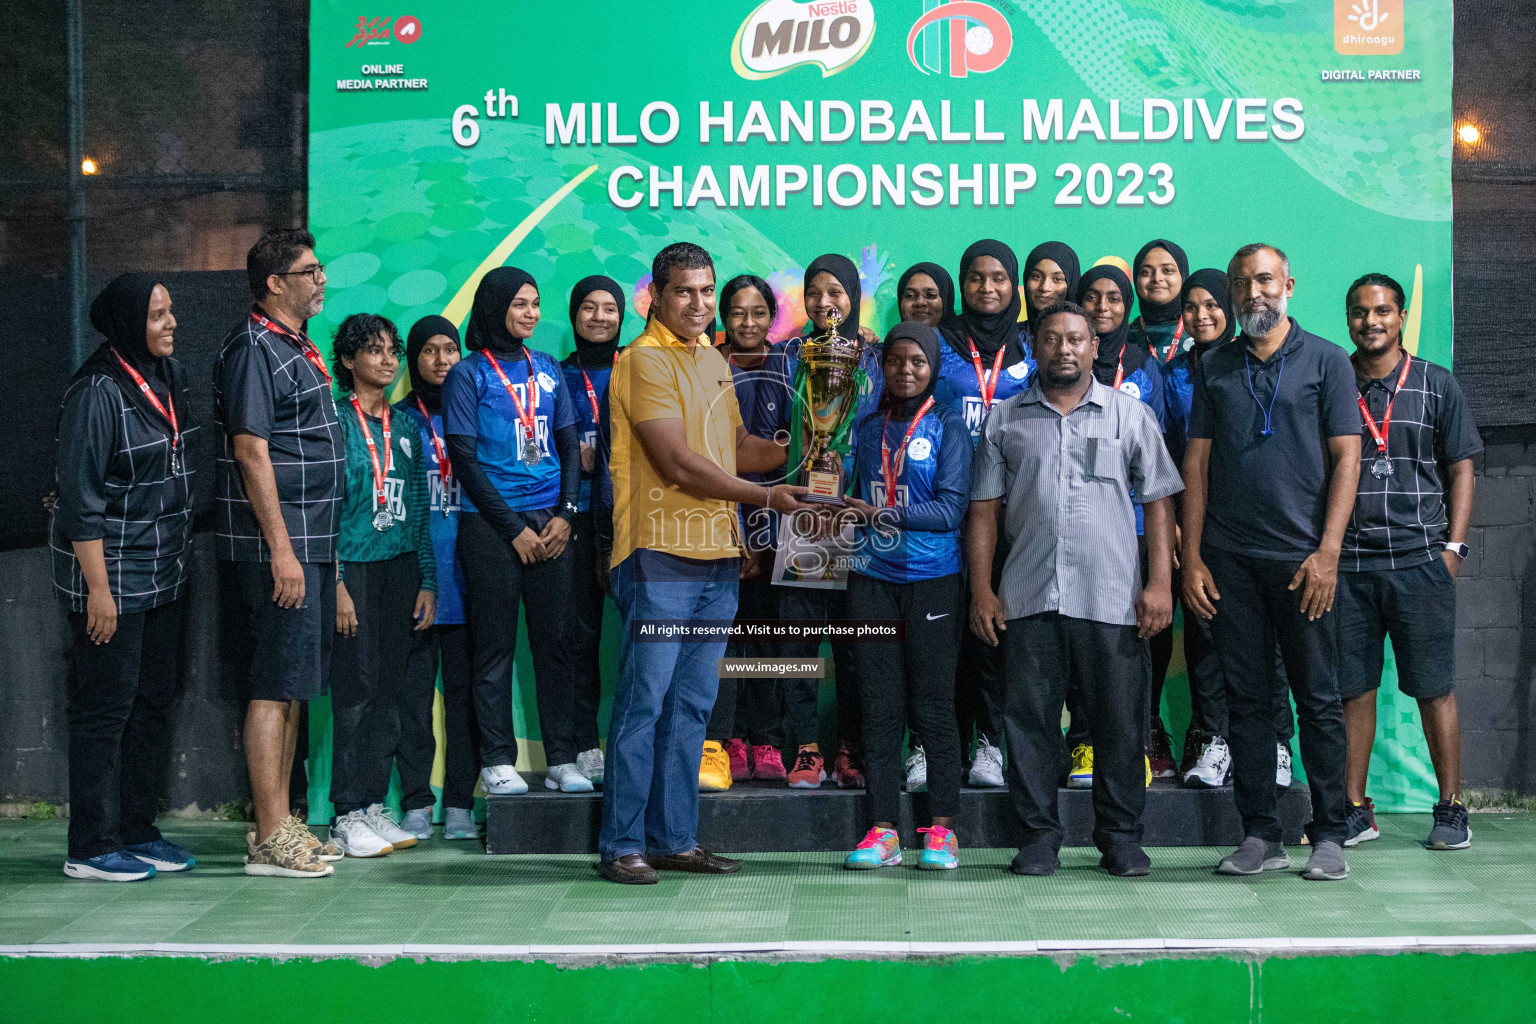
797, 308, 863, 506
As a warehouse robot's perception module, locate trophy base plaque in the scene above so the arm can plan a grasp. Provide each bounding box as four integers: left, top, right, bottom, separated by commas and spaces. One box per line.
802, 469, 846, 507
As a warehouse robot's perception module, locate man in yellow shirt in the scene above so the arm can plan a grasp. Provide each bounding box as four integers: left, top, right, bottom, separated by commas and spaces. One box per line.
598, 242, 813, 884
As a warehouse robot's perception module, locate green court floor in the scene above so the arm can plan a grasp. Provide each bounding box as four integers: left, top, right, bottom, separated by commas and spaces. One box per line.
3, 815, 1535, 950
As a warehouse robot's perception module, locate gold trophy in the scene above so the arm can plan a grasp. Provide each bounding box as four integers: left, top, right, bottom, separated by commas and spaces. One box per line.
796, 308, 865, 506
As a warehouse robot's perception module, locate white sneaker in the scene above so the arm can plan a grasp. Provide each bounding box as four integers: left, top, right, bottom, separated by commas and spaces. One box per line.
576, 747, 605, 786
331, 810, 393, 858
1276, 743, 1294, 789
905, 746, 928, 792
545, 762, 595, 793
364, 804, 418, 849
968, 735, 1006, 788
481, 764, 529, 795
1183, 736, 1232, 789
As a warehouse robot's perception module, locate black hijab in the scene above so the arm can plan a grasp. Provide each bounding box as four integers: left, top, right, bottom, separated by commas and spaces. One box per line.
1022, 242, 1082, 327
804, 254, 862, 342
1077, 265, 1149, 385
1179, 268, 1236, 351
896, 262, 963, 345
957, 239, 1025, 364
465, 266, 537, 356
405, 315, 462, 412
878, 320, 944, 419
568, 275, 625, 368
1132, 239, 1190, 325
83, 273, 183, 423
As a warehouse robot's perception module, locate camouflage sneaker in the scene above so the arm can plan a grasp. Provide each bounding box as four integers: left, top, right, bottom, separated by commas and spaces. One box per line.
244, 825, 333, 878
246, 816, 343, 862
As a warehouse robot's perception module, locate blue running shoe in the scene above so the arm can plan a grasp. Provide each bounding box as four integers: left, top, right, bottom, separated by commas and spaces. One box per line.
64, 850, 156, 882
845, 826, 902, 870
917, 826, 959, 870
125, 838, 195, 872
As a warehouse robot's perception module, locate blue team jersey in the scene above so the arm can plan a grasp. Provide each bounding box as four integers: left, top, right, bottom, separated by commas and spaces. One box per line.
395, 400, 466, 625
1162, 343, 1213, 469
932, 331, 1035, 447
442, 347, 577, 512
849, 401, 971, 584
1101, 353, 1169, 535
727, 344, 794, 552
560, 355, 614, 513
781, 331, 884, 482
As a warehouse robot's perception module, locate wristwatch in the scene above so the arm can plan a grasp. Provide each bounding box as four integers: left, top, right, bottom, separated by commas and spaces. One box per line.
1444, 541, 1469, 559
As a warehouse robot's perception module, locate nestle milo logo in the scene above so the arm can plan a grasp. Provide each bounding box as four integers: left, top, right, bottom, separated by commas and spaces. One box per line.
732, 0, 877, 79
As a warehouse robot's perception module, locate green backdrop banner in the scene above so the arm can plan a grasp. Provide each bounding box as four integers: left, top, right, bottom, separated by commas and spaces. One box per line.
308, 0, 1454, 814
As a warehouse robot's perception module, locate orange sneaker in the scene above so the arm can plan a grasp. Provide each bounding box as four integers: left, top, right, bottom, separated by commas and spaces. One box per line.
787, 745, 826, 789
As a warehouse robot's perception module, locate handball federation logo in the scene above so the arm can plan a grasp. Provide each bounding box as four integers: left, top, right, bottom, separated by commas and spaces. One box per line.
907, 1, 1012, 78
733, 0, 877, 80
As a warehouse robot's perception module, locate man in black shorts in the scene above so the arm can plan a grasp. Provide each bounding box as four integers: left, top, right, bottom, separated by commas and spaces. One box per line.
1336, 273, 1481, 851
216, 228, 345, 877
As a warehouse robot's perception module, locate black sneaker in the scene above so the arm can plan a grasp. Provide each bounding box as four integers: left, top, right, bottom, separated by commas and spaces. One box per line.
1425, 798, 1471, 850
1344, 798, 1379, 848
1148, 720, 1176, 780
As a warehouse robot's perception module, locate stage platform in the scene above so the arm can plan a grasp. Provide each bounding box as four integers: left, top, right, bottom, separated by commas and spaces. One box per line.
485, 775, 1314, 853
3, 817, 1535, 1024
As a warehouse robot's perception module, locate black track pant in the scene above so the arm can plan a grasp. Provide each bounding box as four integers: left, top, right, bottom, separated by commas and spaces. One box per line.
777, 584, 861, 751
401, 622, 479, 810
707, 578, 785, 746
848, 572, 963, 824
567, 511, 606, 753
66, 599, 185, 861
457, 511, 577, 768
331, 554, 420, 816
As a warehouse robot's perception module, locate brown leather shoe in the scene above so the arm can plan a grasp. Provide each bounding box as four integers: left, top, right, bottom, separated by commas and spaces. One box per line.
648, 846, 743, 874
596, 854, 659, 885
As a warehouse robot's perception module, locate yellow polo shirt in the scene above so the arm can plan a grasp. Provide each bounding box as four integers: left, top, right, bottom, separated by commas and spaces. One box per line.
609, 317, 744, 568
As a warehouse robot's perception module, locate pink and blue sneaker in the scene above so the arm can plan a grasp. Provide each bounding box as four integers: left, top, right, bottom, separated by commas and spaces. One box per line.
917, 826, 959, 870
845, 826, 902, 870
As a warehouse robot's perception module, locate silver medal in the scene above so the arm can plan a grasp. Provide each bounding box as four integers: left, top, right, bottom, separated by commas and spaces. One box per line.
1371, 455, 1393, 479
522, 439, 543, 466
372, 508, 394, 531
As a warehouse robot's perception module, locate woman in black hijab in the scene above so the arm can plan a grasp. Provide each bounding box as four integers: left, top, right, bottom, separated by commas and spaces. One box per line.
956, 239, 1027, 365
441, 266, 588, 795
560, 274, 626, 788
841, 321, 972, 868
51, 273, 196, 880
1022, 241, 1082, 338
896, 262, 962, 341
1128, 239, 1190, 363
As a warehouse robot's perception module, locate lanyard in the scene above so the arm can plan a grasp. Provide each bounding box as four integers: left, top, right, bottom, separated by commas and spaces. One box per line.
880, 396, 935, 508
111, 349, 179, 453
1243, 349, 1287, 437
1112, 351, 1125, 390
1357, 353, 1414, 456
578, 367, 602, 423
1140, 318, 1185, 362
349, 394, 392, 510
482, 349, 539, 442
967, 337, 1008, 408
251, 310, 331, 382
413, 396, 449, 484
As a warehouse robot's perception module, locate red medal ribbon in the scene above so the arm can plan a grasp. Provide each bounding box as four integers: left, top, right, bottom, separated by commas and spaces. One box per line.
349, 394, 392, 512
110, 349, 179, 453
482, 349, 540, 450
578, 367, 602, 424
251, 309, 331, 382
414, 396, 449, 485
880, 396, 936, 509
1113, 351, 1125, 391
1356, 352, 1414, 457
967, 337, 1008, 409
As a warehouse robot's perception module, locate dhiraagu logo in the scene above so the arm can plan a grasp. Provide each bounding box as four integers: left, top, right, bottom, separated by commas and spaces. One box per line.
732, 0, 877, 80
1335, 0, 1403, 55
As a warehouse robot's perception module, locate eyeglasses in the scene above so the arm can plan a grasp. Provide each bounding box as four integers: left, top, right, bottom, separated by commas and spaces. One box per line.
277, 264, 326, 284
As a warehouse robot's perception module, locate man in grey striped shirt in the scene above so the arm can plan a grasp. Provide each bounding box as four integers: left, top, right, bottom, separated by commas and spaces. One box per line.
967, 301, 1182, 879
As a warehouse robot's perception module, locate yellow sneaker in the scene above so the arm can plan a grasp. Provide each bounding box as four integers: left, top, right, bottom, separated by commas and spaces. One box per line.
1068, 744, 1093, 788
699, 741, 733, 791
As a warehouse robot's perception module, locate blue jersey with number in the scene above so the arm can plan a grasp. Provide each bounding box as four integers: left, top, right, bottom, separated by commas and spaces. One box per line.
395, 400, 466, 625
727, 344, 793, 553
560, 355, 614, 513
849, 402, 970, 584
932, 331, 1034, 448
442, 348, 576, 513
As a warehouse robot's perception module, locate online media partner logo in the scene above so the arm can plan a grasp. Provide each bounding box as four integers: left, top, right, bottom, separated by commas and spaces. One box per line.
346, 15, 421, 48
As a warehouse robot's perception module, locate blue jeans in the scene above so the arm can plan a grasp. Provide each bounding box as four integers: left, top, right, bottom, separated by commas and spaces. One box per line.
598, 551, 739, 861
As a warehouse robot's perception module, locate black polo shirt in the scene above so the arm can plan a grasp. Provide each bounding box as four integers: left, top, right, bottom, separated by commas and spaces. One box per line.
214, 312, 344, 564
1189, 318, 1360, 561
1342, 352, 1481, 572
